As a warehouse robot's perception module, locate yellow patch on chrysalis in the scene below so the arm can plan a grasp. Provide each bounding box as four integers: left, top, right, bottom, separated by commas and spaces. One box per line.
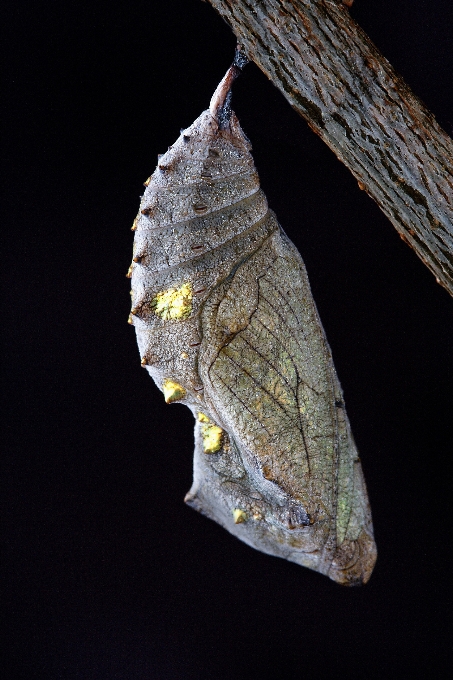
200, 419, 223, 454
150, 282, 192, 321
197, 412, 210, 423
131, 218, 138, 231
162, 379, 186, 404
143, 176, 151, 187
126, 265, 133, 278
233, 509, 247, 524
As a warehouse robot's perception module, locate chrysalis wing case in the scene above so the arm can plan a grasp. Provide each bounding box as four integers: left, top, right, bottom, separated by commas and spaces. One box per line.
128, 50, 377, 585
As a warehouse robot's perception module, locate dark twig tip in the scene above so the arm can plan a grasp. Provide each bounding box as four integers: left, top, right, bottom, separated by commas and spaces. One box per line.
233, 45, 249, 70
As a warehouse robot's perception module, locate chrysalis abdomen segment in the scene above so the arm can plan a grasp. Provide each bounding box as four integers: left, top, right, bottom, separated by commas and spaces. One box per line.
130, 110, 275, 399
137, 111, 260, 228
133, 191, 268, 273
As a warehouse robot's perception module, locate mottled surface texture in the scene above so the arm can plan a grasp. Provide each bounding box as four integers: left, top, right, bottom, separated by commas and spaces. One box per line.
208, 0, 453, 296
129, 107, 376, 585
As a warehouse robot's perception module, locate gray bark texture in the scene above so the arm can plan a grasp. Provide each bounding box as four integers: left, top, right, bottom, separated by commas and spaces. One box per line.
207, 0, 453, 296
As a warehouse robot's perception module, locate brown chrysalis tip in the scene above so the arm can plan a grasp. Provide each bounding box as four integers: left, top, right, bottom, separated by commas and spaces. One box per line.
209, 45, 249, 129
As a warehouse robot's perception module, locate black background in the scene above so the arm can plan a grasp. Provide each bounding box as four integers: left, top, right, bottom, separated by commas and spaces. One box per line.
3, 1, 452, 677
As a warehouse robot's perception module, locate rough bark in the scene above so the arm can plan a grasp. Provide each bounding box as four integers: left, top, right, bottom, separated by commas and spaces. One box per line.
207, 0, 453, 296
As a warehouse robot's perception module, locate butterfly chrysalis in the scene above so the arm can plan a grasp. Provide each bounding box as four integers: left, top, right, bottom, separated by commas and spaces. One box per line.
128, 48, 377, 585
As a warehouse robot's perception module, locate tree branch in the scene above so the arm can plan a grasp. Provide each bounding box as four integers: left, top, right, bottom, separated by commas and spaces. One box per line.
207, 0, 453, 296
